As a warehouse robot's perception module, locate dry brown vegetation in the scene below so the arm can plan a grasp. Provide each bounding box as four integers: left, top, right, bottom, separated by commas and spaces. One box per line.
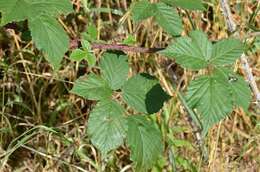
0, 0, 259, 171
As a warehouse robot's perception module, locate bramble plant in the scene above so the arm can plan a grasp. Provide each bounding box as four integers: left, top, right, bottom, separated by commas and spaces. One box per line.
0, 0, 73, 69
161, 30, 251, 134
71, 52, 170, 170
0, 0, 253, 171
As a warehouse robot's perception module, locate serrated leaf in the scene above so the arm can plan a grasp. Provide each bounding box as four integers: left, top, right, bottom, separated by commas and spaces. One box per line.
0, 0, 73, 68
130, 1, 183, 36
100, 53, 129, 90
0, 0, 30, 25
0, 0, 73, 25
186, 73, 233, 134
70, 73, 112, 100
211, 39, 244, 66
229, 77, 251, 110
162, 0, 205, 10
70, 49, 88, 62
154, 3, 183, 36
29, 0, 73, 17
122, 73, 170, 114
161, 30, 211, 70
131, 0, 156, 22
70, 47, 96, 66
88, 100, 127, 155
216, 68, 251, 110
29, 15, 69, 69
190, 30, 212, 60
127, 115, 163, 171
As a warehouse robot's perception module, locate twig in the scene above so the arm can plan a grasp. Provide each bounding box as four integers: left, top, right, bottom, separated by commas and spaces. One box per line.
177, 89, 208, 161
91, 43, 164, 53
220, 0, 260, 109
220, 0, 237, 33
156, 66, 208, 161
240, 54, 260, 108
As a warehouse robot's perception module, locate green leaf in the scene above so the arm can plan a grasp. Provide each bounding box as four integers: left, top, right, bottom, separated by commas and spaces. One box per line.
0, 0, 73, 68
29, 0, 73, 17
85, 52, 96, 67
86, 23, 98, 41
70, 49, 88, 62
100, 53, 129, 90
70, 48, 96, 66
228, 77, 251, 110
154, 3, 183, 36
0, 0, 30, 25
131, 0, 156, 22
130, 1, 183, 36
81, 40, 91, 50
0, 0, 73, 25
161, 31, 244, 70
29, 15, 69, 69
211, 39, 244, 66
162, 0, 205, 10
122, 35, 136, 45
70, 73, 112, 100
186, 73, 233, 134
216, 68, 251, 110
88, 100, 127, 155
127, 115, 163, 171
122, 73, 170, 114
82, 23, 98, 42
187, 68, 251, 134
189, 30, 212, 60
161, 30, 211, 70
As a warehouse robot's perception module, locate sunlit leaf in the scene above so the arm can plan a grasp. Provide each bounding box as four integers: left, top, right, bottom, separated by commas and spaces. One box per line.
161, 30, 211, 70
154, 3, 183, 36
88, 100, 127, 155
211, 39, 244, 66
100, 53, 129, 90
186, 73, 233, 134
70, 73, 112, 100
70, 49, 88, 62
216, 68, 251, 110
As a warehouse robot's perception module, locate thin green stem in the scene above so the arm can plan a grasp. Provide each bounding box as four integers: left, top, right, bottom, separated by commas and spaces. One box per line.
185, 10, 196, 30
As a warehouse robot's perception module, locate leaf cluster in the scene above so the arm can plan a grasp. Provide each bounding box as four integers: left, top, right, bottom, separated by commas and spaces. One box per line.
71, 52, 170, 170
161, 30, 251, 134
